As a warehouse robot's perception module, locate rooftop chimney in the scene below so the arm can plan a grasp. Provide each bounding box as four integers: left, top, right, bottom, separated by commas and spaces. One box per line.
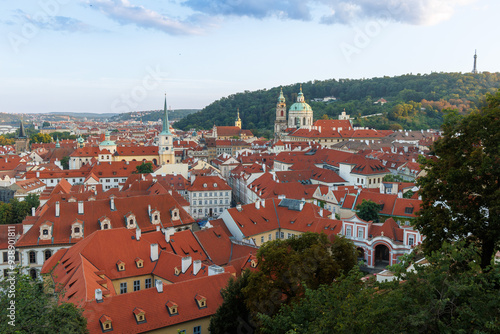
182, 256, 192, 274
261, 199, 265, 208
398, 191, 403, 199
164, 228, 175, 242
193, 260, 202, 275
78, 201, 84, 215
319, 208, 324, 217
148, 205, 151, 216
136, 228, 141, 241
31, 207, 36, 216
150, 243, 159, 261
155, 280, 163, 293
255, 201, 260, 209
110, 196, 115, 210
236, 203, 242, 211
95, 289, 103, 303
55, 201, 60, 217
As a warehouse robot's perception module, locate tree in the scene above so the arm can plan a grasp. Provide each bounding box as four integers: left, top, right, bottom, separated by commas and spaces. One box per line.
29, 133, 52, 144
242, 233, 356, 322
134, 162, 153, 174
42, 121, 51, 127
0, 273, 88, 333
260, 242, 500, 334
61, 156, 70, 170
356, 199, 380, 223
0, 136, 14, 146
416, 91, 500, 269
208, 270, 256, 334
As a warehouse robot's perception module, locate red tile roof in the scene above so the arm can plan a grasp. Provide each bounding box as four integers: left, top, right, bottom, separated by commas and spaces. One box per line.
188, 176, 231, 192
16, 193, 194, 248
83, 272, 231, 334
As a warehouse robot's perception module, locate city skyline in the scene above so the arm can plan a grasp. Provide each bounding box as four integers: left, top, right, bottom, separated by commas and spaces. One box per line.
0, 0, 498, 114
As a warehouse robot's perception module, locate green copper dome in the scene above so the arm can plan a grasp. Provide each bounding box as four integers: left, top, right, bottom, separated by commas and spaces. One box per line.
289, 85, 312, 112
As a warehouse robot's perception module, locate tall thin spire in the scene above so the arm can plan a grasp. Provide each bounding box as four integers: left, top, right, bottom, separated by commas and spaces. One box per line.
472, 50, 478, 74
18, 117, 26, 138
161, 93, 172, 135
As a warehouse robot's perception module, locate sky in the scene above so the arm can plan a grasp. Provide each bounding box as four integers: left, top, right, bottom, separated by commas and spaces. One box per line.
0, 0, 498, 114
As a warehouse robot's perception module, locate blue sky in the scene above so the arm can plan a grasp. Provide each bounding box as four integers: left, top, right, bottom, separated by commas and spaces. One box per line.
0, 0, 497, 114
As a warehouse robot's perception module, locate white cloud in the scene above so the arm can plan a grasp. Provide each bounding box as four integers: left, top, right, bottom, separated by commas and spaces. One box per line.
86, 0, 210, 35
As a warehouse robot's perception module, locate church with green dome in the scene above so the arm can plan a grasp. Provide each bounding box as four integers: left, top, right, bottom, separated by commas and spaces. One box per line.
274, 85, 314, 139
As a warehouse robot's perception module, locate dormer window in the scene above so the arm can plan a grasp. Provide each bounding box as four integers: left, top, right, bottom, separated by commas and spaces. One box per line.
116, 260, 125, 272
203, 183, 207, 188
151, 210, 161, 225
100, 217, 111, 230
125, 213, 137, 229
195, 294, 207, 309
135, 258, 144, 268
68, 197, 76, 202
166, 301, 178, 316
213, 183, 218, 188
99, 315, 113, 333
39, 223, 52, 240
133, 308, 146, 324
71, 221, 84, 239
250, 259, 258, 268
170, 208, 180, 221
174, 266, 180, 276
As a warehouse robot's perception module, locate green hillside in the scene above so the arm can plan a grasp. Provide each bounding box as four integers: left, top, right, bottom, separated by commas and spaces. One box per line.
174, 72, 500, 136
110, 109, 200, 122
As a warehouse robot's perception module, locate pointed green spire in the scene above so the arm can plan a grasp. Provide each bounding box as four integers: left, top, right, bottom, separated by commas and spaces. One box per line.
55, 136, 60, 148
161, 94, 172, 135
278, 87, 285, 103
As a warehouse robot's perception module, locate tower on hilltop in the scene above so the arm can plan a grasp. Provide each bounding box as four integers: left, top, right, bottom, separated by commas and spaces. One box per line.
159, 94, 175, 165
274, 88, 287, 140
472, 50, 478, 74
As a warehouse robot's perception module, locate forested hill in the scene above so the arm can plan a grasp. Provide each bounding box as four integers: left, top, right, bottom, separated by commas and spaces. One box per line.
174, 72, 500, 137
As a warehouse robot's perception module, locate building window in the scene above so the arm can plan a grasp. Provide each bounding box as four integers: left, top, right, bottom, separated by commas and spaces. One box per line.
29, 251, 36, 264
268, 234, 272, 241
409, 236, 415, 246
145, 278, 152, 289
346, 226, 352, 237
193, 193, 196, 197
357, 228, 363, 238
120, 282, 127, 294
134, 280, 140, 291
280, 232, 284, 239
261, 236, 264, 244
405, 207, 414, 214
194, 326, 201, 334
44, 250, 52, 261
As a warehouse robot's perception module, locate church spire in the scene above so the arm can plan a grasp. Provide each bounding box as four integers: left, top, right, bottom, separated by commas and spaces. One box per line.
278, 87, 285, 103
235, 108, 242, 128
297, 84, 305, 103
161, 94, 172, 135
18, 117, 26, 138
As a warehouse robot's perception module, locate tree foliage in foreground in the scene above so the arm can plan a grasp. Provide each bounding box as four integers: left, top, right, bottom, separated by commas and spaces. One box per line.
208, 270, 255, 334
416, 90, 500, 269
243, 233, 357, 321
0, 273, 88, 334
210, 233, 357, 331
260, 242, 500, 333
